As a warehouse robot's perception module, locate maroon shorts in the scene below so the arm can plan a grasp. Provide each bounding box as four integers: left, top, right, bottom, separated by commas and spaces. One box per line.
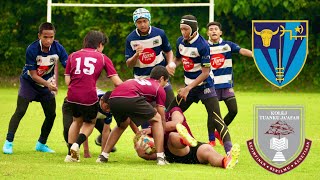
109, 97, 156, 127
215, 88, 235, 101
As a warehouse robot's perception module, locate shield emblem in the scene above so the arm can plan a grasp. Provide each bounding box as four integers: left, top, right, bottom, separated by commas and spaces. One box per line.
252, 21, 308, 88
247, 105, 312, 174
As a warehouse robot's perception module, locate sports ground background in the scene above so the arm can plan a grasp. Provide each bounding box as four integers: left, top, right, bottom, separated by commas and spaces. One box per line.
0, 0, 319, 179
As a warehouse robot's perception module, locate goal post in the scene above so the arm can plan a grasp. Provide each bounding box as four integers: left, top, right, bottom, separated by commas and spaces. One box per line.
47, 0, 214, 23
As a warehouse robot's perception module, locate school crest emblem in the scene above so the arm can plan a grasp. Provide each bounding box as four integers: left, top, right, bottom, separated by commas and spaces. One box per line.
247, 105, 312, 175
252, 21, 308, 88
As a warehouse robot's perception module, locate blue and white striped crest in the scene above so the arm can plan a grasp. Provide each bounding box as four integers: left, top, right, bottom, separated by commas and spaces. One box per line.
252, 20, 308, 88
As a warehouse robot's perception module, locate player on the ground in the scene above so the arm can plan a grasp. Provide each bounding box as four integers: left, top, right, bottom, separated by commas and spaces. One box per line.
207, 21, 252, 145
125, 8, 175, 110
96, 66, 170, 165
135, 107, 240, 169
167, 15, 233, 154
64, 30, 122, 162
3, 22, 68, 154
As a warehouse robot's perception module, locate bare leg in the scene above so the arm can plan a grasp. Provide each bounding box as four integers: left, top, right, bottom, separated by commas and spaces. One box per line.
197, 144, 224, 167
149, 112, 164, 153
102, 119, 130, 153
83, 139, 91, 158
101, 124, 110, 152
68, 117, 83, 144
167, 132, 189, 156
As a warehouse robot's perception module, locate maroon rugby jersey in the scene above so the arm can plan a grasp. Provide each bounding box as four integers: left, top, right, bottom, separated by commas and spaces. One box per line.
65, 48, 117, 105
110, 78, 166, 107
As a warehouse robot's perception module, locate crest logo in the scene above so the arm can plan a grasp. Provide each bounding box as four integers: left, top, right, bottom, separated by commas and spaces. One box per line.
247, 106, 312, 175
252, 20, 308, 88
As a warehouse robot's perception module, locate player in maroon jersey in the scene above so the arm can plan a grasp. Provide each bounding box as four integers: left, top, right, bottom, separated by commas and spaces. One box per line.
64, 30, 122, 162
96, 66, 170, 165
134, 107, 240, 169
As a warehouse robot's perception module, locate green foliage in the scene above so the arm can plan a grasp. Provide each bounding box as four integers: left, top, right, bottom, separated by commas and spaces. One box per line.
0, 0, 319, 89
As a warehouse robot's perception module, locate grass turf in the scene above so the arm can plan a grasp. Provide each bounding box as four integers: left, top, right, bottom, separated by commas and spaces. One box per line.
0, 88, 319, 179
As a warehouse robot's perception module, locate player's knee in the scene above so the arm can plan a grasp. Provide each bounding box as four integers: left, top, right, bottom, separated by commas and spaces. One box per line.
229, 108, 238, 117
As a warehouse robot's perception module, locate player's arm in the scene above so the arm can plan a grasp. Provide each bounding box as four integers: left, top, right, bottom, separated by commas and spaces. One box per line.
129, 120, 140, 134
65, 75, 70, 86
165, 111, 184, 132
126, 40, 143, 68
164, 50, 176, 76
109, 75, 123, 87
156, 105, 166, 131
239, 48, 253, 58
29, 70, 57, 91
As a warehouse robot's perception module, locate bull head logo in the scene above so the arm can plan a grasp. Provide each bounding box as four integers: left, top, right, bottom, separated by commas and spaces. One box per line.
254, 27, 279, 47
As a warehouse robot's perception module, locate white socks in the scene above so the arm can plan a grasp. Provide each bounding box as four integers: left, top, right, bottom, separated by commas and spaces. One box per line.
156, 152, 165, 158
102, 152, 109, 158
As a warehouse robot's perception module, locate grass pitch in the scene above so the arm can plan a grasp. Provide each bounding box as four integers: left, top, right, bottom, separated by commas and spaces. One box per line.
0, 88, 319, 179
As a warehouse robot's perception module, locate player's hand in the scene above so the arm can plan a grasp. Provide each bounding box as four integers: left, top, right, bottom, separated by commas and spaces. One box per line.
177, 87, 190, 101
141, 128, 151, 135
47, 82, 58, 92
166, 65, 175, 76
135, 43, 144, 55
84, 150, 91, 158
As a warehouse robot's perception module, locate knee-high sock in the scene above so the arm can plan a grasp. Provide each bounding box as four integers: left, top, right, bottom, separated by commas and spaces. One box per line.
224, 97, 238, 126
202, 97, 231, 143
62, 99, 72, 143
6, 96, 30, 142
39, 98, 56, 144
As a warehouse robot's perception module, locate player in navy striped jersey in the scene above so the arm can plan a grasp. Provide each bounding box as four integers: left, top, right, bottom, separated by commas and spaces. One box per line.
3, 22, 68, 154
167, 15, 233, 154
207, 22, 252, 145
125, 8, 175, 109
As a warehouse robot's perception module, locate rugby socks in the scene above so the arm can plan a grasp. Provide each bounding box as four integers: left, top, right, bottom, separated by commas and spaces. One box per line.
156, 152, 165, 159
224, 97, 238, 126
208, 132, 215, 141
101, 152, 109, 159
224, 141, 232, 154
76, 133, 87, 146
38, 136, 47, 144
68, 143, 72, 155
6, 132, 14, 142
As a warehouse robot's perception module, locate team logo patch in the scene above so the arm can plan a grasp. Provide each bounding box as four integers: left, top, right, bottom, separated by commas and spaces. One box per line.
153, 39, 159, 45
252, 20, 308, 88
139, 48, 156, 64
210, 54, 225, 69
182, 56, 194, 71
247, 105, 312, 175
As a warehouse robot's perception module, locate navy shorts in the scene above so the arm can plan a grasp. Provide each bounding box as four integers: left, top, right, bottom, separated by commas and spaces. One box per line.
109, 97, 156, 127
187, 86, 217, 103
18, 76, 54, 102
215, 88, 235, 101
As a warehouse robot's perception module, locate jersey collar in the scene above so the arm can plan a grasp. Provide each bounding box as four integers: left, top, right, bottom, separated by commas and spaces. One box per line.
188, 32, 199, 44
208, 38, 223, 45
39, 40, 52, 52
135, 26, 152, 36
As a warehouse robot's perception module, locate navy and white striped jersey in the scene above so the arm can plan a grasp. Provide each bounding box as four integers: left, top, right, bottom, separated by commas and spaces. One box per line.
208, 38, 241, 89
176, 33, 213, 88
22, 40, 68, 85
125, 26, 172, 79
